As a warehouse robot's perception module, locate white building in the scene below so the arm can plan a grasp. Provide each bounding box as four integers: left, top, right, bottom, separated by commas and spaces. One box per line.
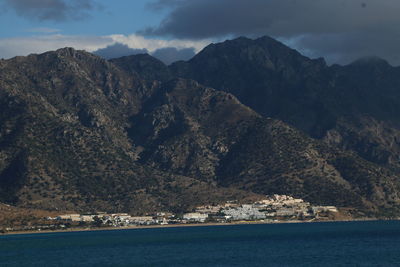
129, 216, 155, 225
183, 213, 209, 222
223, 206, 266, 221
57, 214, 81, 221
80, 215, 94, 222
312, 206, 338, 214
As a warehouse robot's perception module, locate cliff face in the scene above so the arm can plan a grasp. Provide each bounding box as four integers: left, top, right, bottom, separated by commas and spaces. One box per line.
1, 36, 400, 216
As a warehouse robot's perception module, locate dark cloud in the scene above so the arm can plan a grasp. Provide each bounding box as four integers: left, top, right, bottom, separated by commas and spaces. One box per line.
291, 33, 400, 66
143, 0, 400, 65
151, 47, 195, 65
93, 43, 148, 59
4, 0, 97, 21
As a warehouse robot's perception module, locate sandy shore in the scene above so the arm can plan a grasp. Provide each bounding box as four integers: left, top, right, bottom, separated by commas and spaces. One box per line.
1, 218, 381, 236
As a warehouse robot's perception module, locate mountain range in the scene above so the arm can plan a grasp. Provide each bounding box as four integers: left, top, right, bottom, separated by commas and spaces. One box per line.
1, 36, 400, 216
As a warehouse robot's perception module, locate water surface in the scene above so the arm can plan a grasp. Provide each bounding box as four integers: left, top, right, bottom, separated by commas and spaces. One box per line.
1, 221, 400, 266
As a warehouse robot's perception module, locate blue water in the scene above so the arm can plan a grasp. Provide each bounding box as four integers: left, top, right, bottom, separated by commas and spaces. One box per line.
1, 221, 400, 266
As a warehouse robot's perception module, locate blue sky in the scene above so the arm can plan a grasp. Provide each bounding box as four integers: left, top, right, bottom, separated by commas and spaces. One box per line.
0, 0, 211, 62
0, 1, 161, 38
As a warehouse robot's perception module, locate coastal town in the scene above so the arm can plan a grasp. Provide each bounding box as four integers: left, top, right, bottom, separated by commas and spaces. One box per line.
1, 195, 340, 233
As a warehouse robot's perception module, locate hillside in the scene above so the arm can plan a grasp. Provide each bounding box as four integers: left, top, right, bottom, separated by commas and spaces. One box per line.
0, 48, 258, 214
167, 36, 400, 173
1, 37, 400, 216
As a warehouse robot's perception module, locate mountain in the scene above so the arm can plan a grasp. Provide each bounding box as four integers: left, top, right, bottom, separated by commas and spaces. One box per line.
165, 36, 400, 173
125, 78, 400, 214
170, 36, 331, 136
2, 37, 400, 216
110, 54, 172, 83
0, 48, 258, 214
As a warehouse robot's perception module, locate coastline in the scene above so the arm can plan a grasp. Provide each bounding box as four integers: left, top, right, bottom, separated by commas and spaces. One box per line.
1, 218, 382, 236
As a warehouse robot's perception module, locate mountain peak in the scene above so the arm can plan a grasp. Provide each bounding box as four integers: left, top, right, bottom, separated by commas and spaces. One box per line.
192, 35, 313, 65
255, 35, 286, 45
54, 47, 80, 57
214, 35, 288, 50
46, 47, 98, 61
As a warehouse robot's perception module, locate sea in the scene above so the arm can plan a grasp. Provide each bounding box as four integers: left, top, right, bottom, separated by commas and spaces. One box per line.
1, 220, 400, 266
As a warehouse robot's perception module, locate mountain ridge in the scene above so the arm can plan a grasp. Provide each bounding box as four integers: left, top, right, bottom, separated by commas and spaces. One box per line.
1, 37, 400, 216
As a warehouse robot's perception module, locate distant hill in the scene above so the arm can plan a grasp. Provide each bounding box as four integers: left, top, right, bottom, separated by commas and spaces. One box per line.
2, 36, 400, 216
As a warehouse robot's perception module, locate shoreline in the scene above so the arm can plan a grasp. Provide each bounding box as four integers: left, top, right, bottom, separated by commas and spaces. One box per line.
1, 218, 384, 236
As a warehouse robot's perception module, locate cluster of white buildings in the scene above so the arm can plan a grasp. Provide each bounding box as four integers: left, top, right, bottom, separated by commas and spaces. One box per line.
48, 195, 339, 227
49, 213, 163, 226
223, 205, 266, 220
193, 195, 338, 222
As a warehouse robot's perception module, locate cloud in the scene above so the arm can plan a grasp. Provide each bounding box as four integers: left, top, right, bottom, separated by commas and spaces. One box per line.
288, 33, 400, 66
93, 42, 196, 64
0, 34, 113, 59
4, 0, 97, 21
143, 0, 400, 65
93, 43, 148, 59
109, 34, 209, 53
0, 34, 207, 62
151, 47, 195, 65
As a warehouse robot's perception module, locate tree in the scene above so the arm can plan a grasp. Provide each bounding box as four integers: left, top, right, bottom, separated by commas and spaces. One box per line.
92, 216, 103, 227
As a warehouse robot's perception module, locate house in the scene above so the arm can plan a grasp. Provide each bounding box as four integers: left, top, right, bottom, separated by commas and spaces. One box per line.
183, 213, 209, 222
129, 216, 155, 225
223, 206, 266, 220
80, 215, 94, 222
312, 206, 338, 214
276, 208, 297, 217
57, 214, 81, 221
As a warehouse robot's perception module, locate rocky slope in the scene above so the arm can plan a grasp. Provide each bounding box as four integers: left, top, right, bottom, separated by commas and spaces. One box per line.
165, 36, 400, 174
128, 79, 400, 214
0, 49, 258, 214
1, 37, 400, 216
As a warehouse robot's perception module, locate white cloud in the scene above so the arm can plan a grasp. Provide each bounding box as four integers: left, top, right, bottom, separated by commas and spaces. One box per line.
0, 34, 209, 59
108, 34, 210, 53
0, 34, 113, 59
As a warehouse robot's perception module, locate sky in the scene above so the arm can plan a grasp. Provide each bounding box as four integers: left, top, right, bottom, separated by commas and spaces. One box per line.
1, 0, 400, 65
